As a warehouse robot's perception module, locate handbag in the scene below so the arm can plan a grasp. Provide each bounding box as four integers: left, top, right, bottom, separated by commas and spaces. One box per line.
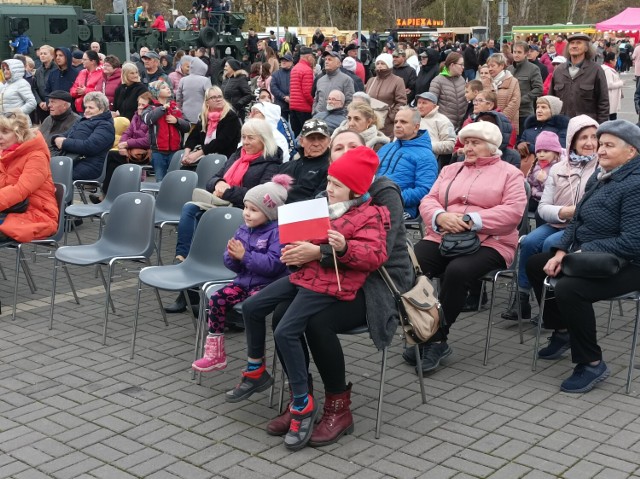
127, 148, 151, 164
438, 164, 481, 258
368, 79, 390, 125
189, 187, 231, 210
379, 246, 445, 345
561, 252, 628, 279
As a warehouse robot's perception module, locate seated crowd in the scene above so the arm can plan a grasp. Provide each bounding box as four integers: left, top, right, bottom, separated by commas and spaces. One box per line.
1, 29, 639, 451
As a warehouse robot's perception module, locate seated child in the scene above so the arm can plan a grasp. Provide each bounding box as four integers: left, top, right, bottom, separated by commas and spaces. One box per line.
191, 174, 292, 372
526, 131, 562, 221
461, 79, 483, 126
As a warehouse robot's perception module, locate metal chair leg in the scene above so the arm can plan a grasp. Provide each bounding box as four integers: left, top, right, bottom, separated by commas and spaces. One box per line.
414, 343, 426, 404
483, 279, 498, 366
619, 299, 624, 317
607, 301, 615, 335
63, 264, 80, 304
156, 227, 164, 266
102, 262, 115, 345
531, 281, 549, 371
515, 274, 524, 345
626, 298, 640, 394
12, 246, 21, 321
184, 290, 198, 331
49, 258, 59, 330
375, 346, 388, 439
97, 265, 116, 313
269, 353, 278, 408
18, 249, 37, 294
154, 288, 169, 327
130, 278, 144, 359
278, 368, 286, 413
0, 262, 7, 280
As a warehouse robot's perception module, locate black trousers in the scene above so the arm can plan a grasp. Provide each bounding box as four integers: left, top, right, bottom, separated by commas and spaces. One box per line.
271, 290, 367, 394
413, 240, 505, 342
289, 110, 312, 137
527, 252, 640, 364
102, 150, 128, 195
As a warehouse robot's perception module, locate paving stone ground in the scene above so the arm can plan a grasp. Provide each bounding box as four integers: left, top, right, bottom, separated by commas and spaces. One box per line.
0, 76, 639, 479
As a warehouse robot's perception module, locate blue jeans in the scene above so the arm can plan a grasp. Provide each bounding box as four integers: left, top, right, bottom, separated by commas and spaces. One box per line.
151, 151, 173, 181
175, 203, 204, 258
464, 69, 476, 81
518, 224, 565, 290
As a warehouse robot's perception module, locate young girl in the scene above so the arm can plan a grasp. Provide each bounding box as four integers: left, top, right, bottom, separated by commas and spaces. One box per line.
142, 79, 190, 181
527, 131, 562, 218
226, 146, 390, 451
192, 175, 292, 372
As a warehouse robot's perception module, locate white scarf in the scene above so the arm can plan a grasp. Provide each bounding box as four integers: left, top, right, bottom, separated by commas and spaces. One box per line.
491, 70, 510, 90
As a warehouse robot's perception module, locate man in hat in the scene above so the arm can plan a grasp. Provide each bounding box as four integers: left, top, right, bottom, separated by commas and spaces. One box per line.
71, 50, 84, 70
40, 90, 80, 155
141, 51, 169, 85
341, 57, 364, 92
463, 38, 479, 80
550, 33, 609, 124
289, 47, 315, 136
271, 53, 293, 121
416, 92, 455, 158
392, 50, 417, 104
509, 41, 543, 133
528, 44, 548, 81
344, 44, 366, 83
313, 51, 354, 114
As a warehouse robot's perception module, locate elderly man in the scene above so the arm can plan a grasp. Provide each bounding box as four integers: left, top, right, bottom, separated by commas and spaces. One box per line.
90, 42, 101, 53
528, 45, 548, 81
313, 52, 354, 114
551, 33, 609, 124
376, 106, 438, 219
392, 50, 417, 104
33, 45, 56, 123
71, 50, 84, 70
416, 92, 455, 158
508, 42, 543, 133
40, 90, 80, 155
313, 90, 347, 134
341, 57, 364, 92
140, 51, 169, 85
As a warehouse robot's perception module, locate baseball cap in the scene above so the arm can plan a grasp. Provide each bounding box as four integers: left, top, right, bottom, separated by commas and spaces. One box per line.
72, 50, 84, 60
281, 53, 293, 62
392, 49, 406, 57
142, 51, 160, 60
300, 119, 330, 138
416, 92, 438, 104
322, 51, 341, 58
529, 44, 540, 52
299, 46, 313, 55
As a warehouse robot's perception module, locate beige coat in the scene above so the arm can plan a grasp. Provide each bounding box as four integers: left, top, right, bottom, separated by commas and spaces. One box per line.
483, 73, 521, 133
419, 106, 456, 155
365, 71, 407, 137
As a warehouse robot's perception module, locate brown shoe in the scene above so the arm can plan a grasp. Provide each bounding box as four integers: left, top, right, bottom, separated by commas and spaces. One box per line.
266, 373, 313, 436
309, 383, 354, 447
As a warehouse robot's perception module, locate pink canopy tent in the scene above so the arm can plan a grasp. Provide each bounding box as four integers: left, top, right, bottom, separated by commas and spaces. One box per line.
596, 8, 640, 32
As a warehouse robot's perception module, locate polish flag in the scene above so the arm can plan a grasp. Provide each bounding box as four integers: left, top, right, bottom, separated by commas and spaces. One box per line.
278, 198, 330, 244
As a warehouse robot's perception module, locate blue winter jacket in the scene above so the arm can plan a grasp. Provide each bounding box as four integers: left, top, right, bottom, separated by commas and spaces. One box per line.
223, 221, 289, 290
376, 130, 438, 218
519, 114, 569, 153
45, 47, 79, 98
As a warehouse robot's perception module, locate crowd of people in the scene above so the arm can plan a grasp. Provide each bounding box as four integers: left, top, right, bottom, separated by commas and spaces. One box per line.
1, 25, 640, 451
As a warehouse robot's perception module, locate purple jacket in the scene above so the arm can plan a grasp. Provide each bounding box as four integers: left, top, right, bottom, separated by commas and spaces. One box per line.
120, 112, 150, 149
224, 221, 288, 290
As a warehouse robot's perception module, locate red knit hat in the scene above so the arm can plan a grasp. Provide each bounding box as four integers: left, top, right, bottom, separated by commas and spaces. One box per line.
328, 146, 379, 195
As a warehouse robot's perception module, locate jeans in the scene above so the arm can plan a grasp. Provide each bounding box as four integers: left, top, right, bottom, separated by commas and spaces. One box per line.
464, 69, 476, 81
518, 224, 564, 290
151, 151, 173, 181
175, 203, 204, 258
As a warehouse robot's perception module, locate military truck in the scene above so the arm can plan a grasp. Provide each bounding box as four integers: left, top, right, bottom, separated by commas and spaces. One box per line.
1, 4, 246, 61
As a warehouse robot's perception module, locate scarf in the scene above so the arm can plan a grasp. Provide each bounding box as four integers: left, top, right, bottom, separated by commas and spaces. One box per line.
205, 110, 222, 145
569, 152, 596, 165
223, 148, 263, 186
597, 165, 623, 181
491, 70, 509, 90
440, 66, 451, 77
360, 125, 390, 149
328, 193, 370, 219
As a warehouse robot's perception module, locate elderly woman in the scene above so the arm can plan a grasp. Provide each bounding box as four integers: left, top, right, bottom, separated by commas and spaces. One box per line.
332, 102, 390, 152
181, 86, 242, 169
365, 53, 407, 137
428, 52, 468, 130
526, 120, 640, 393
0, 60, 36, 121
98, 55, 122, 111
0, 111, 58, 242
221, 59, 253, 121
70, 50, 103, 114
53, 92, 115, 181
165, 119, 283, 313
409, 122, 527, 373
113, 62, 148, 121
503, 115, 599, 322
482, 53, 521, 134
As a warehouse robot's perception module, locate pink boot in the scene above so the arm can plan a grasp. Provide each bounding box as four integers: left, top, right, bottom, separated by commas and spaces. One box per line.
192, 334, 227, 371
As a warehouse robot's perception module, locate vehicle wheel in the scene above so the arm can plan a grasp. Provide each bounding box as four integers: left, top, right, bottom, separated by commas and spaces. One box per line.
199, 26, 217, 48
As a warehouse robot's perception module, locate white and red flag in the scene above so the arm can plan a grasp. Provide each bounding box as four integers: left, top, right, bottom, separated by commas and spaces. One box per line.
278, 198, 330, 244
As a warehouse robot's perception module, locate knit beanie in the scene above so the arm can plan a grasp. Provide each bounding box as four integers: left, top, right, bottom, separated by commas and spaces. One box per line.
375, 53, 393, 69
537, 96, 563, 117
243, 174, 293, 221
147, 79, 171, 100
535, 131, 563, 154
328, 146, 379, 195
342, 57, 357, 72
226, 59, 242, 71
458, 122, 503, 153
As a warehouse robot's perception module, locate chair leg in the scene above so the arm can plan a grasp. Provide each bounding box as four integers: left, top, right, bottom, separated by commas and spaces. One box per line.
102, 263, 115, 345
19, 250, 37, 294
49, 258, 60, 330
414, 343, 426, 404
12, 246, 22, 321
156, 227, 164, 266
531, 282, 549, 371
184, 290, 198, 331
607, 301, 615, 336
97, 265, 116, 314
62, 264, 80, 304
375, 346, 388, 439
515, 275, 523, 345
154, 288, 169, 327
483, 281, 497, 366
269, 353, 278, 408
626, 299, 640, 394
193, 297, 205, 382
196, 292, 208, 385
278, 368, 286, 413
619, 299, 624, 317
130, 278, 144, 359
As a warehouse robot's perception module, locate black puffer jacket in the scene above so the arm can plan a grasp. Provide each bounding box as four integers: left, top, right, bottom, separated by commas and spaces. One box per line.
205, 147, 284, 208
113, 82, 148, 121
415, 48, 440, 97
221, 70, 253, 120
475, 110, 520, 168
184, 110, 242, 159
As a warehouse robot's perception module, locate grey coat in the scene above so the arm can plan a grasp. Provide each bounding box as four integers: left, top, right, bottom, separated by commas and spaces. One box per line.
508, 60, 543, 118
313, 69, 354, 114
176, 58, 212, 123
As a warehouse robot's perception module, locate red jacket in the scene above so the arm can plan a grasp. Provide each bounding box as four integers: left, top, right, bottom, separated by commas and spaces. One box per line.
355, 60, 366, 84
289, 200, 390, 300
0, 132, 58, 242
141, 100, 190, 152
151, 15, 167, 32
70, 66, 104, 112
289, 58, 314, 113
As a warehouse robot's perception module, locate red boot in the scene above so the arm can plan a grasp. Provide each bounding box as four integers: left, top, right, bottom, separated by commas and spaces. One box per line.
266, 374, 313, 436
309, 383, 354, 447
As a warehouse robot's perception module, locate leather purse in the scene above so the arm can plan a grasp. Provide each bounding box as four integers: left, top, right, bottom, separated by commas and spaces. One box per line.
127, 148, 151, 164
562, 252, 628, 279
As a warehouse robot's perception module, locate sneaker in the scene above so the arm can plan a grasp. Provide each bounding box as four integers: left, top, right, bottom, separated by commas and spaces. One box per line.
416, 342, 452, 374
192, 334, 227, 372
402, 344, 425, 366
284, 395, 319, 451
561, 361, 610, 393
538, 331, 570, 360
225, 363, 273, 403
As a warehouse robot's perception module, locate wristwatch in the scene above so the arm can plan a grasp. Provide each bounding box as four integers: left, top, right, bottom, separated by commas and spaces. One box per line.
462, 214, 471, 223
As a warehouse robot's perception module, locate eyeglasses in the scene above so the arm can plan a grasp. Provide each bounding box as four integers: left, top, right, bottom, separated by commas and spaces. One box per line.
455, 62, 464, 66
473, 99, 492, 104
207, 95, 223, 101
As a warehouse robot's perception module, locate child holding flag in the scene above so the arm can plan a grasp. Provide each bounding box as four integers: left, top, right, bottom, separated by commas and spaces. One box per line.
226, 146, 390, 451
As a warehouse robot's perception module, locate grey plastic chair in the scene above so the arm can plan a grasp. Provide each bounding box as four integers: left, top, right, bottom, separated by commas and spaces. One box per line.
140, 149, 184, 193
72, 153, 109, 204
11, 184, 79, 321
130, 206, 243, 358
195, 154, 226, 189
66, 164, 143, 239
153, 170, 198, 265
50, 156, 81, 244
50, 192, 156, 344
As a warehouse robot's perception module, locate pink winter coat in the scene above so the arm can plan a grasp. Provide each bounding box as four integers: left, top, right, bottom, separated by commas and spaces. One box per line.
419, 156, 527, 266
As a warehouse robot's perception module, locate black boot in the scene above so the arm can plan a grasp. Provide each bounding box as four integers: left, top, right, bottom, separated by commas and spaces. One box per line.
164, 292, 187, 313
461, 291, 488, 312
501, 292, 531, 320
